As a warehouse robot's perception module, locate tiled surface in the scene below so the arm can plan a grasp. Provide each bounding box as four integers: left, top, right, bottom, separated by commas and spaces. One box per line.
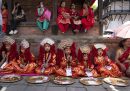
0, 77, 130, 91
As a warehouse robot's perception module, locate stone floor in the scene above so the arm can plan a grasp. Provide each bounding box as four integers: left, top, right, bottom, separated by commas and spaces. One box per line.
0, 76, 130, 91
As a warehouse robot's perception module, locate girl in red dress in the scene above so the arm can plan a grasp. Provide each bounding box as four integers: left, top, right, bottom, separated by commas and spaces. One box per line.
57, 1, 71, 33
35, 38, 56, 75
80, 2, 95, 32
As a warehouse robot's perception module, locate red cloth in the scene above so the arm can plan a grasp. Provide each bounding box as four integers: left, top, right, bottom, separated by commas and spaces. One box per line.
38, 44, 55, 66
1, 42, 18, 62
19, 47, 35, 63
57, 7, 70, 32
118, 47, 130, 69
56, 42, 76, 66
70, 9, 81, 30
78, 49, 93, 68
80, 7, 95, 30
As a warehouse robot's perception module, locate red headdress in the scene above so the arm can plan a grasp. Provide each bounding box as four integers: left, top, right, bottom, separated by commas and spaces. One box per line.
20, 39, 34, 63
38, 38, 55, 65
78, 45, 92, 65
57, 39, 76, 65
2, 36, 18, 62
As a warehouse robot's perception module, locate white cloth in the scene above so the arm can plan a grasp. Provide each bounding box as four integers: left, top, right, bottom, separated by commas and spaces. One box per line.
0, 0, 2, 25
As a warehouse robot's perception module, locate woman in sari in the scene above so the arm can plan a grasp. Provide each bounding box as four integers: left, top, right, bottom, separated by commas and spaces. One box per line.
36, 2, 51, 32
70, 3, 81, 34
35, 38, 56, 75
2, 3, 8, 33
93, 44, 122, 77
57, 1, 71, 33
55, 39, 78, 77
0, 36, 18, 74
80, 2, 94, 32
115, 38, 130, 77
77, 45, 99, 77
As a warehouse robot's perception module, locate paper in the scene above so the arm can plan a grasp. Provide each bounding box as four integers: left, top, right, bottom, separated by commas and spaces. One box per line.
86, 71, 93, 77
0, 61, 7, 69
66, 68, 72, 76
105, 66, 112, 70
87, 81, 97, 85
62, 81, 70, 84
41, 67, 45, 73
35, 80, 43, 83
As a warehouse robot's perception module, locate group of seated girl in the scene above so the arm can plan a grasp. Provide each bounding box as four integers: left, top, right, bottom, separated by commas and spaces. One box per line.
0, 36, 130, 78
57, 1, 95, 34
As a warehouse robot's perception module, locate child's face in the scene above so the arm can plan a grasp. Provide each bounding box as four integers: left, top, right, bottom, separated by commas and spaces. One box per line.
64, 46, 71, 55
98, 48, 103, 56
61, 2, 66, 8
44, 43, 51, 52
4, 42, 11, 51
21, 47, 26, 53
83, 53, 88, 60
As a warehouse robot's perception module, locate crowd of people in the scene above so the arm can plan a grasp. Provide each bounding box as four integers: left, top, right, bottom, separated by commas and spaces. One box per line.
0, 36, 130, 78
0, 0, 95, 36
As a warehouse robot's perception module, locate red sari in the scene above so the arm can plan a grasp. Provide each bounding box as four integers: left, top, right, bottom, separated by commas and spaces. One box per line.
70, 9, 81, 31
15, 47, 36, 74
57, 7, 70, 33
118, 47, 130, 70
77, 49, 99, 77
55, 43, 79, 78
35, 45, 56, 75
80, 7, 94, 30
0, 42, 19, 74
94, 56, 122, 77
2, 47, 37, 74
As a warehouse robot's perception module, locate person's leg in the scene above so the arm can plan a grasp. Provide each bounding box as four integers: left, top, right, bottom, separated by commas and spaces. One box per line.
58, 23, 65, 33
71, 24, 76, 34
36, 21, 43, 31
42, 20, 49, 31
13, 19, 21, 34
2, 24, 7, 33
64, 24, 69, 32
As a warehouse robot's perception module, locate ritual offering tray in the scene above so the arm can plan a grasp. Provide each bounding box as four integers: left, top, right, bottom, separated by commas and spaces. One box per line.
53, 76, 75, 85
103, 77, 129, 87
80, 77, 103, 86
26, 76, 50, 84
0, 74, 22, 83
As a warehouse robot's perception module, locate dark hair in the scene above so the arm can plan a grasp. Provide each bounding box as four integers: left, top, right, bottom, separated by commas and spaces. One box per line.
60, 0, 65, 7
119, 39, 127, 48
2, 3, 8, 9
17, 5, 22, 15
83, 1, 90, 7
15, 2, 20, 6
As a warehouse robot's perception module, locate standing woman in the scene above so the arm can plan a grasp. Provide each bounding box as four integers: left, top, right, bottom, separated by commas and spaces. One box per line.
9, 2, 25, 35
80, 2, 95, 32
36, 2, 51, 32
35, 38, 56, 75
115, 38, 130, 77
57, 1, 71, 33
2, 3, 8, 33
